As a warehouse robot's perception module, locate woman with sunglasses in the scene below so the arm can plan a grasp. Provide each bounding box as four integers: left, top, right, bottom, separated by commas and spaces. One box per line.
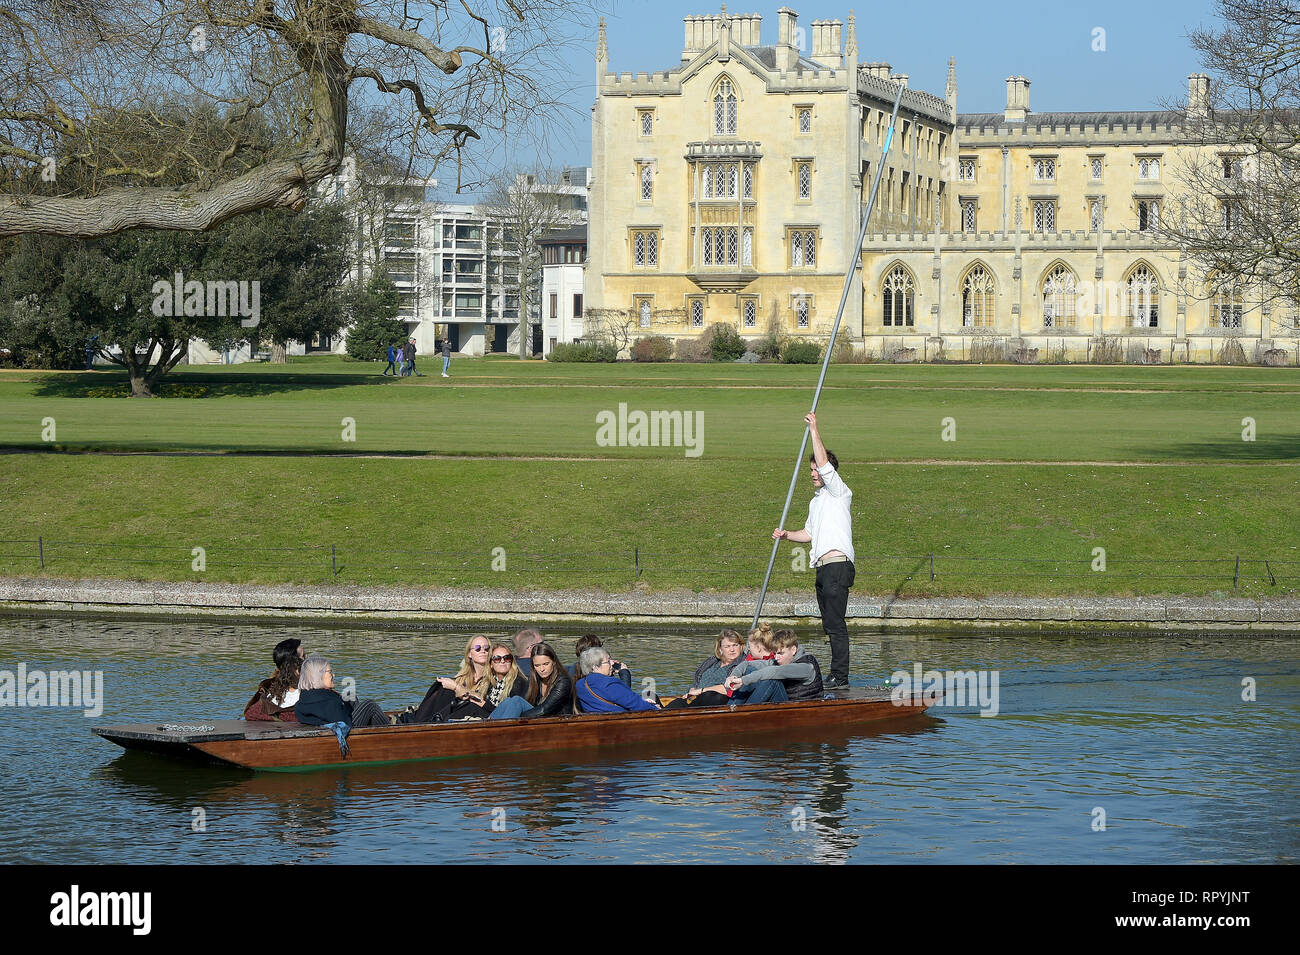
483, 640, 529, 708
488, 641, 573, 720
398, 635, 500, 724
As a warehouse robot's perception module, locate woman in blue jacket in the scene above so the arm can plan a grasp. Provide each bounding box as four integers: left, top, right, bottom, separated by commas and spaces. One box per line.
574, 647, 660, 714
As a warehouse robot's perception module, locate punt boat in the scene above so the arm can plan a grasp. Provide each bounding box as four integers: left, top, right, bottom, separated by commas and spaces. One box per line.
93, 687, 933, 772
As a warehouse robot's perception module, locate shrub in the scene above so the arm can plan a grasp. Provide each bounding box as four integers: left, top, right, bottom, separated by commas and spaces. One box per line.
1089, 336, 1122, 364
1215, 338, 1248, 365
709, 323, 747, 361
548, 341, 617, 362
631, 335, 673, 362
781, 339, 823, 363
831, 339, 871, 363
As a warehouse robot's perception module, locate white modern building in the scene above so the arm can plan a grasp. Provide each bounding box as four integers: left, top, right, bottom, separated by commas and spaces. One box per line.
540, 226, 589, 356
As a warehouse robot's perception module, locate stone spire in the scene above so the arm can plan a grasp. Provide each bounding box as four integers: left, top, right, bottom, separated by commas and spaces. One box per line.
945, 56, 957, 118
596, 17, 608, 67
845, 10, 858, 57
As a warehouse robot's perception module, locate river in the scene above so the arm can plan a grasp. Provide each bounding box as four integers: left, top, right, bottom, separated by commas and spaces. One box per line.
0, 614, 1295, 864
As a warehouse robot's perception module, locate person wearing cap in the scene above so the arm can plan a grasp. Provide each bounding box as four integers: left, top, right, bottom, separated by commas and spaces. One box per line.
771, 411, 854, 689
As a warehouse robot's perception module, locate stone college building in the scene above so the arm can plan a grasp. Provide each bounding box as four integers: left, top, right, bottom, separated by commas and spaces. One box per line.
587, 6, 1296, 362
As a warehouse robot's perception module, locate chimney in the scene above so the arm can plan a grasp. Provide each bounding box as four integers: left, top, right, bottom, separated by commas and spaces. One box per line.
890, 73, 908, 88
812, 18, 842, 68
682, 16, 699, 62
945, 57, 957, 116
776, 7, 799, 72
1005, 75, 1030, 122
1188, 73, 1211, 120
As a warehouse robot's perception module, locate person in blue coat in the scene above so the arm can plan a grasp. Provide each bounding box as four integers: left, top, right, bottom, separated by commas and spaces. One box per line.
574, 647, 660, 714
383, 343, 399, 376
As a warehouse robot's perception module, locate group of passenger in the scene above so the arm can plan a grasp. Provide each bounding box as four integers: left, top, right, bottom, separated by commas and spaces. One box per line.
243, 624, 824, 731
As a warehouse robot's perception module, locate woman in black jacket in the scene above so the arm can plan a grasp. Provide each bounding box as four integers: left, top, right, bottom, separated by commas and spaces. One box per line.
489, 642, 572, 720
294, 654, 391, 727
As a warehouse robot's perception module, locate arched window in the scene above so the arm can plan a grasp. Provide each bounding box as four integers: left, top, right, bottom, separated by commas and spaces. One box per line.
1041, 264, 1077, 328
1210, 274, 1244, 328
1125, 264, 1160, 328
961, 264, 995, 328
639, 300, 651, 328
713, 77, 737, 136
881, 264, 915, 327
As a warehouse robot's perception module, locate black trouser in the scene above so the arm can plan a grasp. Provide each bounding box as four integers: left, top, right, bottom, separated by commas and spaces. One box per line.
664, 690, 730, 709
350, 699, 391, 727
815, 560, 855, 682
398, 684, 489, 724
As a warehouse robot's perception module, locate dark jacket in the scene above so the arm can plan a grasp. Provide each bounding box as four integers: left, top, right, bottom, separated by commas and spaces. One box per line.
442, 341, 451, 358
521, 667, 573, 718
484, 672, 529, 708
294, 688, 353, 726
243, 678, 299, 722
567, 662, 633, 688
692, 655, 742, 689
735, 649, 824, 702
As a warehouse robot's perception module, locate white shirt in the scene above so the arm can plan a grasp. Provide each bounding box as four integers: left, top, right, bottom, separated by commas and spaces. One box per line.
269, 687, 300, 708
806, 461, 854, 566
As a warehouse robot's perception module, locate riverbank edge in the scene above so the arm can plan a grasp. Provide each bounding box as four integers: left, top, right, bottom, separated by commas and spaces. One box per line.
1, 575, 1298, 630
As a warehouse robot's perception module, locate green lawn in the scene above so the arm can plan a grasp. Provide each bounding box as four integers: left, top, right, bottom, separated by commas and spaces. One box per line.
0, 357, 1297, 597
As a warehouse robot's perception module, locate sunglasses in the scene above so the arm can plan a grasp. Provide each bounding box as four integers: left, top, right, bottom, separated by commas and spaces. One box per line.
491, 653, 514, 663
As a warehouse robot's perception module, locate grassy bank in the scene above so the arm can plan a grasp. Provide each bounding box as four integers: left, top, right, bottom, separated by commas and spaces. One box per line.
0, 358, 1297, 597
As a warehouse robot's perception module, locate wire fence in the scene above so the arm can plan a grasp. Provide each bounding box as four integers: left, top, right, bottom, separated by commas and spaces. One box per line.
0, 536, 1296, 590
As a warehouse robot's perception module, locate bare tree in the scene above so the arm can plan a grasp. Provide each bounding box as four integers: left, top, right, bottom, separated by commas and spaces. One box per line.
1163, 0, 1300, 336
475, 168, 568, 357
0, 1, 583, 239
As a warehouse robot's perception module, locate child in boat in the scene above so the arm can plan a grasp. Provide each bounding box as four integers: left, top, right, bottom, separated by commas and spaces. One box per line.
724, 628, 824, 704
243, 638, 304, 722
574, 647, 659, 714
294, 654, 390, 727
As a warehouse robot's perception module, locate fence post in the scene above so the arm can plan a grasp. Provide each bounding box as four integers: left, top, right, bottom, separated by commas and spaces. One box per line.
635, 547, 641, 578
331, 544, 337, 577
1233, 555, 1239, 589
929, 553, 935, 580
38, 536, 44, 570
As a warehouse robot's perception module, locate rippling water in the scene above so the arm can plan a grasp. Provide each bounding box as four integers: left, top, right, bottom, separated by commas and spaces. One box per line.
0, 614, 1296, 864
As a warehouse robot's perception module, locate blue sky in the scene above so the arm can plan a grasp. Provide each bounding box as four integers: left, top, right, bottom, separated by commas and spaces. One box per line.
446, 0, 1224, 195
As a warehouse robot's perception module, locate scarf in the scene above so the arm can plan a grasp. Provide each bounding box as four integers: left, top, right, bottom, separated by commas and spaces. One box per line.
488, 674, 510, 706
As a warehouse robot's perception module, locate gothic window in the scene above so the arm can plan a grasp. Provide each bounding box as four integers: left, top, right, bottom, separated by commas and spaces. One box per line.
1089, 199, 1103, 231
1032, 200, 1056, 233
632, 230, 658, 268
1033, 157, 1056, 181
882, 264, 915, 327
639, 299, 652, 328
1125, 264, 1160, 327
1138, 199, 1160, 232
789, 229, 817, 267
726, 228, 738, 265
797, 162, 812, 200
690, 299, 705, 327
743, 164, 753, 198
713, 78, 737, 135
1041, 264, 1077, 328
702, 229, 713, 265
1090, 157, 1103, 180
797, 107, 812, 134
726, 163, 738, 197
1221, 200, 1238, 230
1211, 276, 1244, 328
957, 158, 976, 181
794, 296, 810, 328
703, 166, 715, 198
743, 299, 757, 328
960, 199, 977, 233
742, 228, 753, 267
961, 264, 995, 327
640, 163, 653, 201
1137, 157, 1160, 179
639, 110, 653, 136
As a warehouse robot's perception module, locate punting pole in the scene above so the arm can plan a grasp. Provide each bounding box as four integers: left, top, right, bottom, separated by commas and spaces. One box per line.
750, 82, 905, 631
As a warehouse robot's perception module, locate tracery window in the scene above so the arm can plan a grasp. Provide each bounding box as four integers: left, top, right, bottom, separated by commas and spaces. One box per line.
961, 264, 995, 327
1125, 265, 1160, 327
1042, 264, 1077, 328
713, 78, 737, 135
882, 265, 915, 327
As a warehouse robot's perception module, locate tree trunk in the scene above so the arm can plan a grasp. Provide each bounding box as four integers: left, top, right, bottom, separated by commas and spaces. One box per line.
271, 343, 288, 364
128, 371, 157, 398
518, 278, 529, 359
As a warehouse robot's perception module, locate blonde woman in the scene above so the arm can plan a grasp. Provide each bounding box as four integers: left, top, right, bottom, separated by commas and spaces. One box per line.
483, 641, 529, 708
398, 635, 496, 724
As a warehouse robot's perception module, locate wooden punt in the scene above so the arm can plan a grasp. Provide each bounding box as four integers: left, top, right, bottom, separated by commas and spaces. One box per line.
93, 687, 933, 772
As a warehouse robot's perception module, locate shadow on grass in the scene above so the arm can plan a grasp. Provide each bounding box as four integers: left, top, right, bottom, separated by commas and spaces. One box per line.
29, 367, 398, 399
1156, 433, 1300, 461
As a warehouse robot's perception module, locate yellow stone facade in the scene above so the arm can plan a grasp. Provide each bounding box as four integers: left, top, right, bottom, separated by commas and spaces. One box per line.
589, 7, 1299, 363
